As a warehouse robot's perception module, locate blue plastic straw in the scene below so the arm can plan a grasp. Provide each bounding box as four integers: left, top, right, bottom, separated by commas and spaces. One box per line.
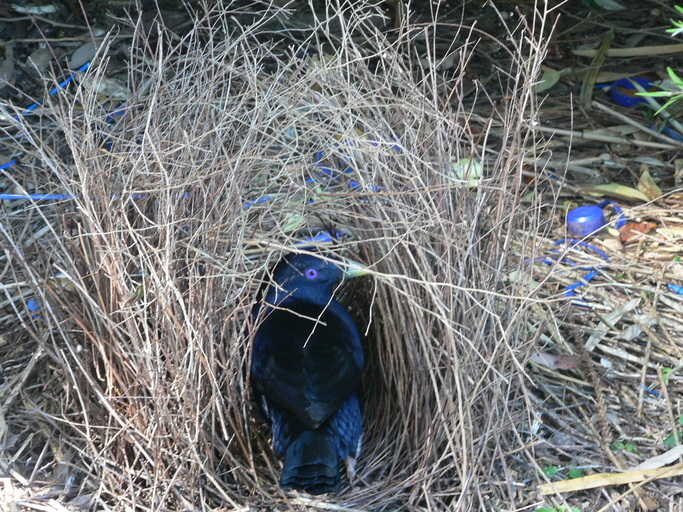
537, 238, 611, 304
0, 193, 74, 201
17, 62, 91, 118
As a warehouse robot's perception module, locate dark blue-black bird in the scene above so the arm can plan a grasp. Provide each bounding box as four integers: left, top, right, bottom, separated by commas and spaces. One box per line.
250, 253, 368, 494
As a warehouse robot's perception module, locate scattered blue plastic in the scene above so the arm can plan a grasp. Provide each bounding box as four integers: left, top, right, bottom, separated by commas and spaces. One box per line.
3, 52, 391, 214
2, 61, 93, 192
242, 138, 398, 210
25, 298, 42, 319
537, 238, 611, 306
243, 195, 272, 209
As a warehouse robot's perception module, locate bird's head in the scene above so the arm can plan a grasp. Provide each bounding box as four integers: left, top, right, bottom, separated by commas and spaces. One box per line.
266, 253, 368, 306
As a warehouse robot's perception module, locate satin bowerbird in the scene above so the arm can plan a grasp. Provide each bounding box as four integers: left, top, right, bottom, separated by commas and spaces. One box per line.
251, 253, 368, 494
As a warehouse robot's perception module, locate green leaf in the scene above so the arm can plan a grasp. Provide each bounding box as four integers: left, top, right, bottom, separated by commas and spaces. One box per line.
624, 442, 640, 453
667, 66, 683, 88
636, 91, 674, 98
449, 157, 483, 188
586, 184, 650, 202
581, 31, 612, 108
542, 465, 560, 479
537, 68, 568, 92
568, 466, 584, 479
653, 96, 683, 115
662, 367, 672, 384
663, 431, 681, 446
611, 441, 640, 453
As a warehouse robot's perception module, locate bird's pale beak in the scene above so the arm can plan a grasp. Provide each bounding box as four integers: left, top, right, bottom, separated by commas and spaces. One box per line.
343, 260, 370, 278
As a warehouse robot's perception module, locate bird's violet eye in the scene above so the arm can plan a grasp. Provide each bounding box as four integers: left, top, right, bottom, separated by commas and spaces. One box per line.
305, 268, 318, 279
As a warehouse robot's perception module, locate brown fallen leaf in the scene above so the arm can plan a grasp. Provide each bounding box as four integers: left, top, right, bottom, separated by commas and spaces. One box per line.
618, 221, 657, 243
530, 352, 582, 370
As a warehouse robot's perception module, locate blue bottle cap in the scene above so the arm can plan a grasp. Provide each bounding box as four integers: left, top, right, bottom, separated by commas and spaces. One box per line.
611, 77, 656, 108
567, 205, 606, 237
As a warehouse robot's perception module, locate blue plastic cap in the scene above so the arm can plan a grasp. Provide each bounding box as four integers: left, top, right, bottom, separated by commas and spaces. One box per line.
567, 205, 606, 237
611, 77, 656, 108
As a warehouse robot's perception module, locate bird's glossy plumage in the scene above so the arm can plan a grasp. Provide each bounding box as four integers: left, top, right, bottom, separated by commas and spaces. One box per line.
251, 253, 365, 494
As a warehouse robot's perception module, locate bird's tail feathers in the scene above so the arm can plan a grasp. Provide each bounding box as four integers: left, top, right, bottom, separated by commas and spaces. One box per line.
281, 429, 340, 495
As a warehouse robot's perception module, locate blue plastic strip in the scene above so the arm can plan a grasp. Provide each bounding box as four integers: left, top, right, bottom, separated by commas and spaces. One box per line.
547, 238, 611, 301
0, 193, 74, 201
668, 283, 683, 296
596, 200, 626, 229
17, 62, 91, 118
0, 159, 17, 171
638, 384, 663, 398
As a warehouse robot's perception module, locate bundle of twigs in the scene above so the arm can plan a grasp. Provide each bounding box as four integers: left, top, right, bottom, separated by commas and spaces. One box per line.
0, 1, 552, 509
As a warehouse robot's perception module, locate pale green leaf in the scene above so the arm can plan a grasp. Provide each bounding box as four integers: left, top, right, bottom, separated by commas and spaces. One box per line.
586, 184, 650, 202
536, 68, 567, 92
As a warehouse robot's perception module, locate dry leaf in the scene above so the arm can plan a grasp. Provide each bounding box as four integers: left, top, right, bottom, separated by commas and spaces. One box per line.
530, 352, 582, 370
69, 41, 97, 69
618, 221, 657, 242
657, 226, 683, 238
634, 446, 683, 470
637, 164, 663, 201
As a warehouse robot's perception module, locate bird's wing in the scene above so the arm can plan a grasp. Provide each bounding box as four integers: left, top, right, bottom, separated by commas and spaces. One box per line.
251, 301, 363, 428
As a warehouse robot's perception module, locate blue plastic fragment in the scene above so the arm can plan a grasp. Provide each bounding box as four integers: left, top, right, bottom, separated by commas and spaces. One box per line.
243, 195, 271, 208
26, 299, 41, 312
297, 230, 342, 245
0, 159, 16, 171
668, 283, 683, 296
638, 384, 663, 398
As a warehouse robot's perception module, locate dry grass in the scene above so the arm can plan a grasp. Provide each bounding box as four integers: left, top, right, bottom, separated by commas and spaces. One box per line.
0, 1, 555, 510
